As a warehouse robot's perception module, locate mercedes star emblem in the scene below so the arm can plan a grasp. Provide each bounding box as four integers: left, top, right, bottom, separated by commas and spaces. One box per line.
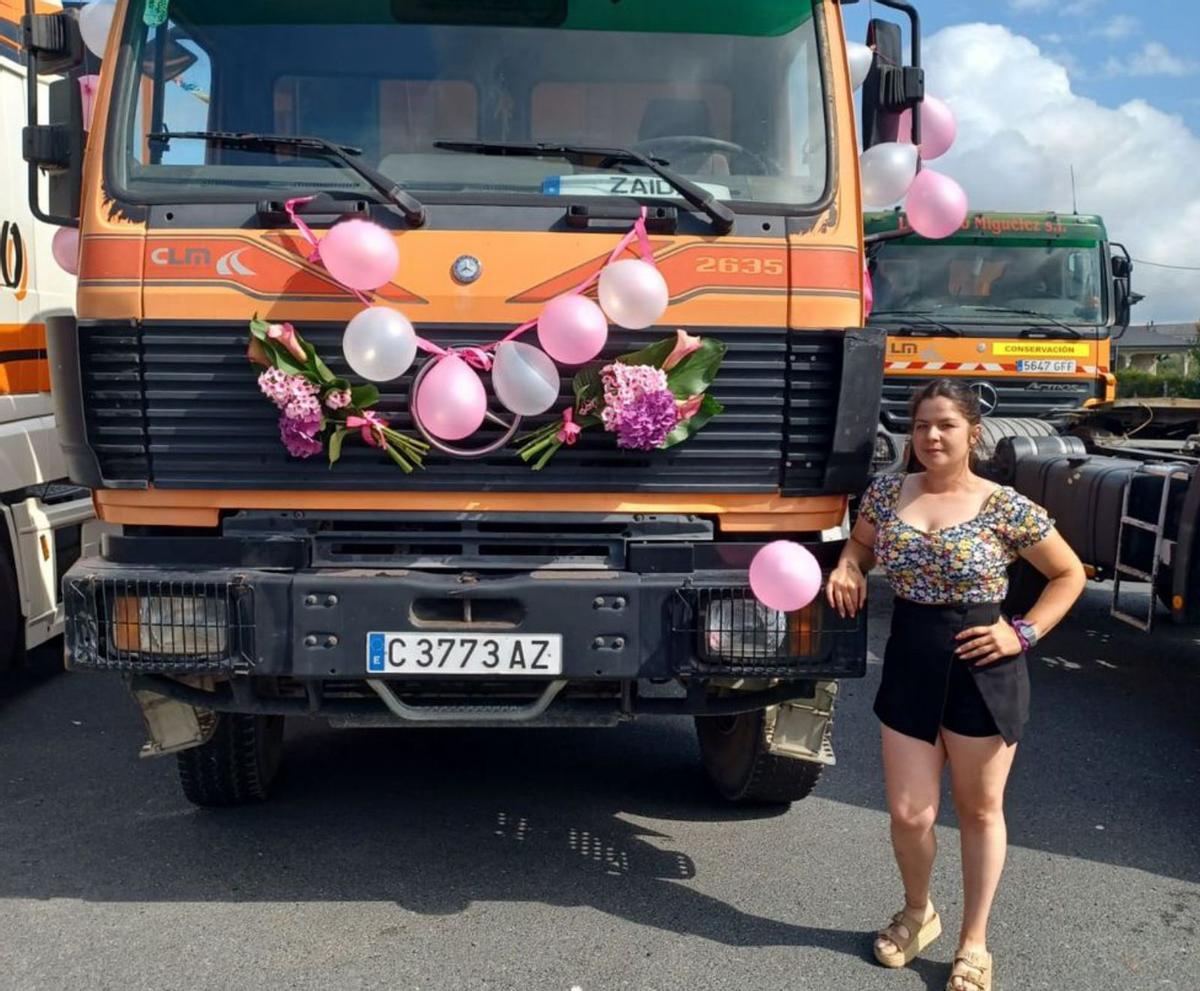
452, 255, 482, 285
969, 381, 1000, 416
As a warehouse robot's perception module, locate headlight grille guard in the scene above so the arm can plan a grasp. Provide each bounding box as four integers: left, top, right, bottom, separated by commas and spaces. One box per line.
671, 585, 860, 679
64, 576, 255, 673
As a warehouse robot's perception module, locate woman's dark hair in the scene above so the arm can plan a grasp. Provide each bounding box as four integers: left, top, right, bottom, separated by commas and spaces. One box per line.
907, 379, 983, 429
905, 379, 984, 470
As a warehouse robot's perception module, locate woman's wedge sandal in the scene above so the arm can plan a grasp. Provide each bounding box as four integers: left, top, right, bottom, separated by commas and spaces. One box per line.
873, 904, 943, 968
946, 949, 993, 991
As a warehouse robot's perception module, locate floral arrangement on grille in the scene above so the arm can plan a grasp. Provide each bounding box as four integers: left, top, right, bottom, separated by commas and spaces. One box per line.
245, 206, 727, 469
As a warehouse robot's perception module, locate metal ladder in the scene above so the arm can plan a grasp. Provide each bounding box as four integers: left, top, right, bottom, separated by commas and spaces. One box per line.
1111, 463, 1188, 631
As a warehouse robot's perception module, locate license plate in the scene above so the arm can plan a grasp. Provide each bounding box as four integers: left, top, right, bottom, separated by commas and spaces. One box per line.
1016, 359, 1076, 373
366, 632, 562, 676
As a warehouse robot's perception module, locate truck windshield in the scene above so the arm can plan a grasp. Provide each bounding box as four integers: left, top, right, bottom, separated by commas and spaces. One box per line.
110, 0, 828, 212
869, 241, 1108, 330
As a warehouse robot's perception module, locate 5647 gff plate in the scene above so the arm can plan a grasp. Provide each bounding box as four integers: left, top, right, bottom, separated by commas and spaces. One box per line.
366, 632, 563, 676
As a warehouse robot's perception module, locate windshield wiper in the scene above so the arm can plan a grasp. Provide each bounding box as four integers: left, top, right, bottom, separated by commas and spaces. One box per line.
146, 130, 426, 226
959, 305, 1081, 338
433, 139, 735, 234
869, 309, 961, 336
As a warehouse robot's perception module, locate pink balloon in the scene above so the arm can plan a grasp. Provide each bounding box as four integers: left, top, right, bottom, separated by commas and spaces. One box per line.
319, 219, 399, 292
414, 354, 487, 441
537, 294, 608, 365
904, 169, 968, 240
897, 95, 957, 161
51, 227, 79, 275
749, 540, 822, 613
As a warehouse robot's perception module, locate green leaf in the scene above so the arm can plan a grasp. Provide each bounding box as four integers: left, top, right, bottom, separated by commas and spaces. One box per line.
326, 377, 350, 395
351, 384, 380, 409
328, 427, 348, 466
249, 316, 271, 341
665, 338, 727, 399
298, 339, 336, 384
662, 395, 724, 448
572, 366, 603, 406
616, 335, 677, 369
270, 346, 309, 376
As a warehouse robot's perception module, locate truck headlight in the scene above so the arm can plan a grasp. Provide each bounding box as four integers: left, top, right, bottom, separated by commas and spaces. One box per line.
872, 432, 897, 469
705, 599, 788, 659
111, 594, 229, 658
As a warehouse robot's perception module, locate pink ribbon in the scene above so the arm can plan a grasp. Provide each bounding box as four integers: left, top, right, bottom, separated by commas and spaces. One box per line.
345, 410, 389, 448
284, 196, 373, 307
555, 408, 582, 446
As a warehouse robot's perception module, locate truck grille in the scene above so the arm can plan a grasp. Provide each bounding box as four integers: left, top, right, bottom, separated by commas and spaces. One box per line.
880, 375, 1096, 429
78, 323, 843, 493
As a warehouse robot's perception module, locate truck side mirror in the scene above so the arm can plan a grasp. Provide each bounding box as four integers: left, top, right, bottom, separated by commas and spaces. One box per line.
21, 10, 86, 227
23, 75, 85, 225
861, 4, 925, 151
1110, 244, 1135, 330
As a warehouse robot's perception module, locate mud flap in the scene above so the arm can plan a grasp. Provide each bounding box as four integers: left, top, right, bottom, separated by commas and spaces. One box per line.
764, 680, 838, 766
133, 689, 218, 758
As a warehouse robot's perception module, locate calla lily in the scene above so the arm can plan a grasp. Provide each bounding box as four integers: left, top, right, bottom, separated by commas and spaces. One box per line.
677, 393, 704, 421
662, 328, 702, 371
267, 321, 307, 363
246, 336, 271, 367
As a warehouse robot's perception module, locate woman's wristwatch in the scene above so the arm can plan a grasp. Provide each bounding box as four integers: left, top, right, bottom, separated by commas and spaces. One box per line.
1010, 616, 1039, 651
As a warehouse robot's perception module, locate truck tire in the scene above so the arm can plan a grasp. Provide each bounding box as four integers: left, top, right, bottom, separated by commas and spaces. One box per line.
695, 709, 824, 805
0, 547, 23, 674
177, 712, 285, 807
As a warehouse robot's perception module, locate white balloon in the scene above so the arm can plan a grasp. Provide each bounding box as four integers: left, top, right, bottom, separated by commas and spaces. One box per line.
342, 307, 417, 382
491, 341, 560, 416
859, 142, 919, 209
79, 0, 116, 60
846, 42, 874, 91
597, 259, 669, 330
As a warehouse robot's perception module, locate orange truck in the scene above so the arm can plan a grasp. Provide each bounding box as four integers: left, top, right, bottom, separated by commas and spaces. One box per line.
22, 0, 925, 806
865, 209, 1136, 471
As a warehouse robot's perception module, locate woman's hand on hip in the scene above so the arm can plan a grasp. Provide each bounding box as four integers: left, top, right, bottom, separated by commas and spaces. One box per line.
954, 621, 1023, 665
825, 561, 867, 619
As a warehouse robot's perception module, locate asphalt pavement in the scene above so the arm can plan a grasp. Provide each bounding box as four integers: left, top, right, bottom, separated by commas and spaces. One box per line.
1, 579, 1197, 991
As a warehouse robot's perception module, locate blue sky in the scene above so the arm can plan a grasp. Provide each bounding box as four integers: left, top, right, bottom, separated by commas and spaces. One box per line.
843, 0, 1200, 322
843, 0, 1200, 132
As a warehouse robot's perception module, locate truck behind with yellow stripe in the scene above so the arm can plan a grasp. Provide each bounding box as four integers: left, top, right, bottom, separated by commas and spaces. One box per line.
865, 210, 1135, 471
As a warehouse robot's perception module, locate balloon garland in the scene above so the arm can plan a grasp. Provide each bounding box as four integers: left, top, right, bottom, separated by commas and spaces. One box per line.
246, 206, 729, 473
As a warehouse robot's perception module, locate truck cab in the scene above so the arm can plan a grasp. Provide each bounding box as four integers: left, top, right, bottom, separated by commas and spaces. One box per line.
866, 210, 1134, 472
23, 0, 924, 806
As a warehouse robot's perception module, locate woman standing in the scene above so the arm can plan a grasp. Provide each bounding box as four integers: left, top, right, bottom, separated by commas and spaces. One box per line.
826, 380, 1085, 991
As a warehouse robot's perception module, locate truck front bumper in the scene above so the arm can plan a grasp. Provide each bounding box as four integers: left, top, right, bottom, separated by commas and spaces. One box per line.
62, 527, 866, 722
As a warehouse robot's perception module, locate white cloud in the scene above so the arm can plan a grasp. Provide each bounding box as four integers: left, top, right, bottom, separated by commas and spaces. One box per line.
1105, 41, 1199, 78
1061, 0, 1103, 15
921, 23, 1200, 321
1009, 0, 1053, 10
1095, 15, 1138, 40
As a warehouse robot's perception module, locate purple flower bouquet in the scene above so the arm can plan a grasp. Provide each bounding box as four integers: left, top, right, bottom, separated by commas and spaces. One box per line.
516, 329, 727, 470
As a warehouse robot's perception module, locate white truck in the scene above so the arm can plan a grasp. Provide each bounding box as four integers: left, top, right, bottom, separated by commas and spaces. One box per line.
1, 2, 98, 673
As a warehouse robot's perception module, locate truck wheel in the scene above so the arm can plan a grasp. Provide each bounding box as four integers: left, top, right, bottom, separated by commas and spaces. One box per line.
177, 712, 285, 807
0, 549, 23, 674
695, 709, 824, 805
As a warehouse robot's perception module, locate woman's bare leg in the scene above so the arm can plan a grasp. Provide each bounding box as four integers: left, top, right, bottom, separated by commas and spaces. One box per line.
877, 723, 947, 953
943, 728, 1018, 956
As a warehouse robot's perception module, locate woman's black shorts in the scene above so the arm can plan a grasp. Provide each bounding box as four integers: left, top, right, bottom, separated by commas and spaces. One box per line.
874, 598, 1030, 746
